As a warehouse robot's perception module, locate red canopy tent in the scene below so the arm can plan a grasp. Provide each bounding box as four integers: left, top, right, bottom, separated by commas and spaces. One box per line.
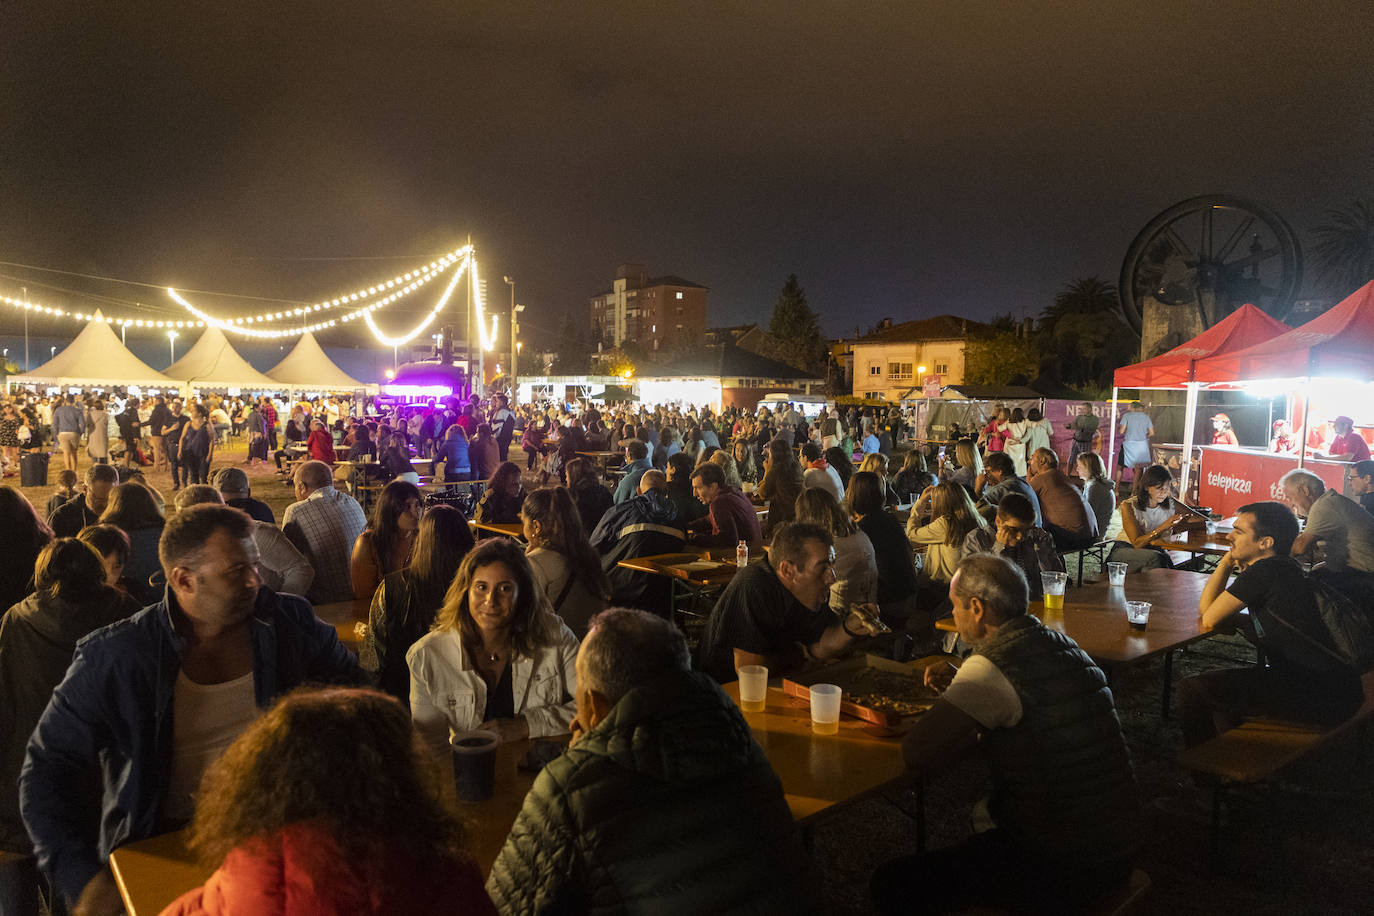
1192, 280, 1374, 383
1108, 304, 1291, 491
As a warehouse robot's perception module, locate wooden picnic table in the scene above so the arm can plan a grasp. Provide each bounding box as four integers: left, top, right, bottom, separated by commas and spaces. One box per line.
312, 597, 371, 649
473, 520, 524, 539
576, 450, 624, 470
110, 682, 917, 915
1152, 526, 1233, 558
937, 568, 1214, 715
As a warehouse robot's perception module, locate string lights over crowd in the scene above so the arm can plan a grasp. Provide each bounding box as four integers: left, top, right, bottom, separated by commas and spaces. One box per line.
1, 242, 498, 351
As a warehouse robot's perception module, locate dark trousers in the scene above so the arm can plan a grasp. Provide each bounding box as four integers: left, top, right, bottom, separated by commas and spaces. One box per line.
166, 442, 182, 487
871, 829, 1132, 915
181, 452, 208, 485
1178, 665, 1360, 750
497, 434, 512, 462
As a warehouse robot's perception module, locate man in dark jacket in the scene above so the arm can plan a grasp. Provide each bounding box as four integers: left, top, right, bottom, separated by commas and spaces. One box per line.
20, 504, 364, 913
870, 554, 1137, 914
487, 607, 817, 915
590, 470, 685, 612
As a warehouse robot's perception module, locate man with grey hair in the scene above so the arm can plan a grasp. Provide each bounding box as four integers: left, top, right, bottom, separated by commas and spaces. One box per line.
282, 459, 367, 604
871, 554, 1137, 914
21, 504, 361, 914
1281, 467, 1374, 575
488, 607, 815, 915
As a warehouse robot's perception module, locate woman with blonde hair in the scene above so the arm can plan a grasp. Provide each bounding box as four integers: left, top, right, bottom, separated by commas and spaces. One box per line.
907, 481, 987, 602
857, 452, 902, 507
161, 688, 495, 915
408, 538, 578, 749
520, 487, 610, 638
943, 439, 983, 492
795, 487, 877, 612
708, 449, 744, 491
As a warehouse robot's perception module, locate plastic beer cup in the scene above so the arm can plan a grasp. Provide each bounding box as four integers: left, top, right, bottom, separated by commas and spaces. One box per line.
737, 665, 768, 712
809, 683, 842, 735
1041, 571, 1067, 610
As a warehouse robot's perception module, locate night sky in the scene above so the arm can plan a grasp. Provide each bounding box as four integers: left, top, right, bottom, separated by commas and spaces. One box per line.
1, 1, 1370, 354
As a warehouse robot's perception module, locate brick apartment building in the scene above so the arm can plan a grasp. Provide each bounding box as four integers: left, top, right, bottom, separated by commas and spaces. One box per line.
589, 263, 708, 354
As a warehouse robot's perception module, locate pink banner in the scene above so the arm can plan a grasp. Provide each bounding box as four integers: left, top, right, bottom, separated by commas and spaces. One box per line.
1196, 447, 1348, 516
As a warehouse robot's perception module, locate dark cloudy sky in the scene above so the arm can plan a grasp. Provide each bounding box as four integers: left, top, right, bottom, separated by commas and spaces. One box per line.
1, 1, 1370, 351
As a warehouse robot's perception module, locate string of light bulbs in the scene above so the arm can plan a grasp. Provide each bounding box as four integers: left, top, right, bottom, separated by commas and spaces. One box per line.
364, 257, 470, 347
1, 292, 200, 329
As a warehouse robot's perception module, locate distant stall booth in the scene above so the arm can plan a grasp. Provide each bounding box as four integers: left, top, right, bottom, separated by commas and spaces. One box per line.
1109, 286, 1374, 517
908, 383, 1110, 466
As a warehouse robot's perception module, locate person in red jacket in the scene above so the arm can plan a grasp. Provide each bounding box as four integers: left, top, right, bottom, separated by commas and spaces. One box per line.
160, 688, 495, 916
305, 419, 336, 465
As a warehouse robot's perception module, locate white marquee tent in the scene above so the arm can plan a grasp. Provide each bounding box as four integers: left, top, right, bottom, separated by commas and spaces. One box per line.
6, 311, 181, 390
267, 331, 368, 391
164, 326, 281, 390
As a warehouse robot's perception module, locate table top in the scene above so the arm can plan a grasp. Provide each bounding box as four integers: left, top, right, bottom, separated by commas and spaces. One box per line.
936, 568, 1214, 667
723, 682, 910, 822
473, 520, 524, 538
617, 551, 750, 587
1153, 528, 1233, 555
312, 597, 371, 648
576, 450, 623, 461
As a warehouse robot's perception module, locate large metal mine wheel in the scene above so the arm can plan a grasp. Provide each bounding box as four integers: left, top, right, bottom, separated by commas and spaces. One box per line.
1119, 194, 1303, 335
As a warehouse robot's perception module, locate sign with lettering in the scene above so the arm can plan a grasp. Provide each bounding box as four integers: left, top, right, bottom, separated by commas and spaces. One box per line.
1197, 448, 1348, 516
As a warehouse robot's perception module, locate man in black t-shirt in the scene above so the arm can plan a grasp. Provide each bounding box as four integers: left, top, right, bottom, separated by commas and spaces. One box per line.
159, 400, 190, 490
1350, 460, 1374, 516
696, 521, 881, 683
1181, 501, 1361, 749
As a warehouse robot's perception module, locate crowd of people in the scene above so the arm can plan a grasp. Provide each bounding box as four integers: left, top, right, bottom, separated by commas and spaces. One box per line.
0, 387, 1371, 914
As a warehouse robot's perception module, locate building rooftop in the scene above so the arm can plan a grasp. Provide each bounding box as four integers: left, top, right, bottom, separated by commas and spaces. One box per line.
854, 314, 993, 344
591, 275, 709, 297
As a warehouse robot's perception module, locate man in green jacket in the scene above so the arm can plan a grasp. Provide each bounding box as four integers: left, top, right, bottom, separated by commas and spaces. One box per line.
487, 607, 816, 915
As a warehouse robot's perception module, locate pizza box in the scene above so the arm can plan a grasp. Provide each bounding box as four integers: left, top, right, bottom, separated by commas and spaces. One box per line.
782, 653, 939, 728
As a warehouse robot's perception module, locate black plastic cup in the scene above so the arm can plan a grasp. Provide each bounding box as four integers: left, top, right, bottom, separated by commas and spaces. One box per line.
450, 730, 499, 803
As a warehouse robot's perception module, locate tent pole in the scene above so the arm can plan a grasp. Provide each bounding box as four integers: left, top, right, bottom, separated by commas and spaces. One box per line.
1180, 382, 1200, 499
1107, 386, 1119, 480
1296, 381, 1310, 470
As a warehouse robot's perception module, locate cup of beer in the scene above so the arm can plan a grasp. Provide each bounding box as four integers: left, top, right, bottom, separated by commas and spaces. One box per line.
1126, 600, 1152, 630
1041, 571, 1067, 610
737, 665, 768, 712
809, 683, 842, 735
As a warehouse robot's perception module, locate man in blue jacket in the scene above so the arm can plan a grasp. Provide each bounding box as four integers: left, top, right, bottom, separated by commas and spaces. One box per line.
20, 504, 364, 915
612, 439, 653, 503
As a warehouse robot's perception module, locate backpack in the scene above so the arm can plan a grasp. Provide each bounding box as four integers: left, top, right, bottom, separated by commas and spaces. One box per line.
1308, 570, 1374, 673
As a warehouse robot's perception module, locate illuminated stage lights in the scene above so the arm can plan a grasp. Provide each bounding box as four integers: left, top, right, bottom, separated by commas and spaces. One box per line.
0, 293, 203, 329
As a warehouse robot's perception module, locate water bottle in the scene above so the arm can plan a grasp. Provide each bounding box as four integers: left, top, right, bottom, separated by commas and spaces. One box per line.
736, 540, 749, 568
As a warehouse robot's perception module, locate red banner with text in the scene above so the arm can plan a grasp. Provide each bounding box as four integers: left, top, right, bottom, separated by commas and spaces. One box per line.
1197, 448, 1348, 517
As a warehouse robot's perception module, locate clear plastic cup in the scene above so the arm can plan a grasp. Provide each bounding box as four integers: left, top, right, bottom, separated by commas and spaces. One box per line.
1106, 562, 1127, 587
1126, 600, 1152, 630
1041, 571, 1067, 610
809, 683, 842, 735
737, 665, 768, 712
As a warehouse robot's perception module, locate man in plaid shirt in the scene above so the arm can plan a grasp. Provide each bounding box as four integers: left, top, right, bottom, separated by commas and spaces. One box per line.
282, 460, 367, 605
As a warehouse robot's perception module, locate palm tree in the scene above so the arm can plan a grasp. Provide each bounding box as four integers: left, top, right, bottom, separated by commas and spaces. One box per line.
1312, 199, 1374, 296
1042, 277, 1121, 326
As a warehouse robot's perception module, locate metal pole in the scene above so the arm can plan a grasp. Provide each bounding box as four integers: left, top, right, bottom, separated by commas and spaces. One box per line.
1296, 382, 1311, 470
22, 286, 29, 370
1179, 382, 1200, 496
1107, 387, 1119, 480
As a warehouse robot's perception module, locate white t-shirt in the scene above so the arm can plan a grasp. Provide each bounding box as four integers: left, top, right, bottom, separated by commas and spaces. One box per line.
941, 654, 1023, 729
163, 669, 258, 822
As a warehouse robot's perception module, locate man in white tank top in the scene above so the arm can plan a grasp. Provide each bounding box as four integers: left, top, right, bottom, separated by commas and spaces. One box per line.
21, 505, 364, 915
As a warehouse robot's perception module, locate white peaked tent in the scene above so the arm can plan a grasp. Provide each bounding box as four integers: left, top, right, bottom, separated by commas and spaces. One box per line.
164, 326, 281, 390
7, 311, 181, 389
267, 331, 367, 390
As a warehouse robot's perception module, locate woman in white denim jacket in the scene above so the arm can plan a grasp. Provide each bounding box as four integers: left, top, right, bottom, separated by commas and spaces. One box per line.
407, 538, 579, 755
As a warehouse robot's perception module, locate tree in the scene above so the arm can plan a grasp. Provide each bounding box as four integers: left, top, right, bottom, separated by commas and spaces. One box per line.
1038, 277, 1135, 388
1042, 277, 1123, 328
767, 274, 827, 373
962, 332, 1040, 386
549, 313, 590, 375
596, 347, 636, 379
1312, 199, 1374, 296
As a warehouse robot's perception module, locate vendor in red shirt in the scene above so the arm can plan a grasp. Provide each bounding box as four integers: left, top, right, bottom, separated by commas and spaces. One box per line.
1319, 415, 1371, 462
306, 418, 337, 464
1209, 413, 1239, 447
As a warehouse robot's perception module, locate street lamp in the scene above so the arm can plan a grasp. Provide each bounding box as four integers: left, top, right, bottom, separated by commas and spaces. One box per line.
168, 330, 179, 364
503, 276, 522, 407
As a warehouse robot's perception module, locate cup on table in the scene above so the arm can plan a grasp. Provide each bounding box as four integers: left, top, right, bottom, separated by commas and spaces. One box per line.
1206, 518, 1219, 536
450, 729, 499, 803
1040, 571, 1067, 610
809, 683, 842, 735
737, 665, 769, 712
1106, 562, 1127, 587
1125, 600, 1152, 630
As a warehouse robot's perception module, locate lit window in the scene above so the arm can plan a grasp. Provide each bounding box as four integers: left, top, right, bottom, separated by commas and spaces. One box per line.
934, 361, 949, 375
676, 291, 684, 299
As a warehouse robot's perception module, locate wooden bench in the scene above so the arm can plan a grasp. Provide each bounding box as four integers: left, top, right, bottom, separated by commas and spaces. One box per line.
1177, 701, 1374, 853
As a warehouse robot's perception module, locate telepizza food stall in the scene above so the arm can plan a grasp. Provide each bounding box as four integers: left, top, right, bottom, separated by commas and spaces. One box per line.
1188, 281, 1374, 516
1107, 304, 1292, 506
